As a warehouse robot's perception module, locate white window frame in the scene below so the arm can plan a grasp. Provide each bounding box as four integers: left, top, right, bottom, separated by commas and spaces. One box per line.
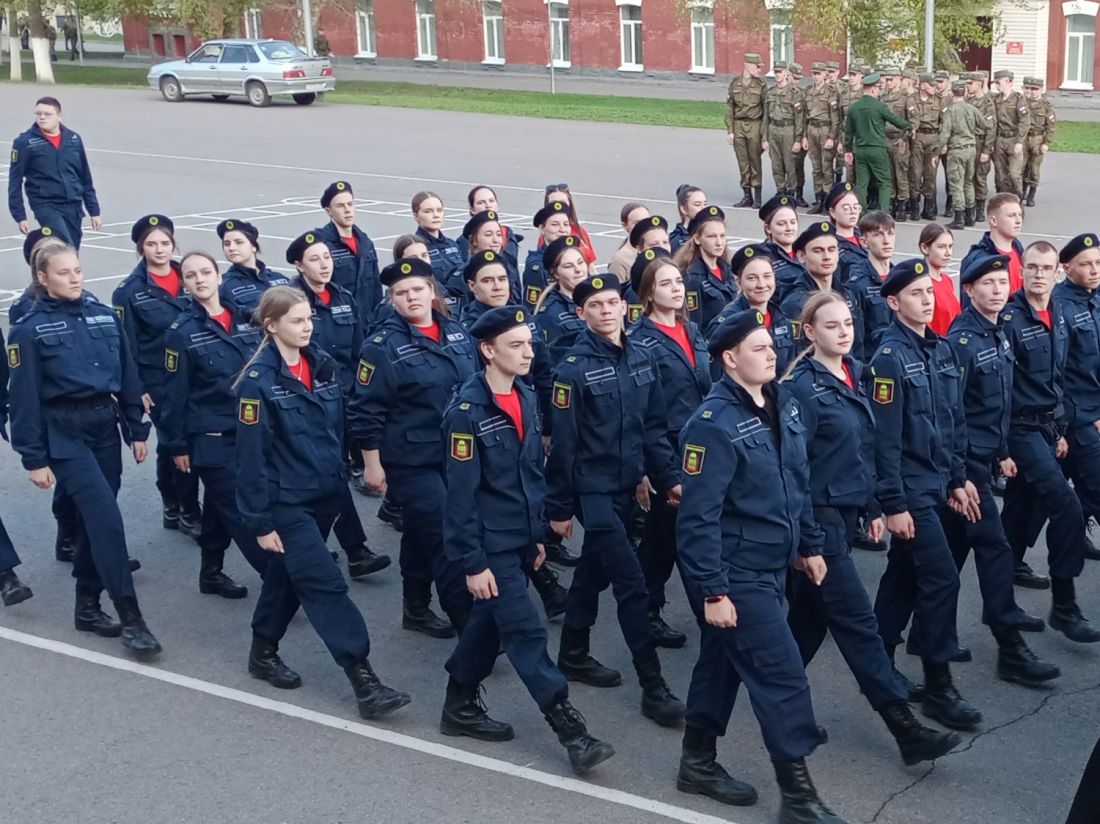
546, 0, 571, 69
415, 0, 437, 61
243, 8, 262, 40
617, 0, 643, 72
688, 1, 715, 75
355, 0, 377, 57
768, 6, 794, 74
483, 0, 505, 65
1064, 10, 1097, 89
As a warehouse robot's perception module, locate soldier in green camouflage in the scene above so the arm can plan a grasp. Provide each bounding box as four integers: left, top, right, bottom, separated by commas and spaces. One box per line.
992, 69, 1030, 198
1022, 76, 1056, 207
965, 71, 997, 221
835, 62, 865, 185
939, 80, 984, 229
726, 53, 768, 208
790, 62, 812, 208
805, 62, 841, 213
762, 61, 806, 201
934, 70, 954, 215
881, 67, 916, 221
909, 73, 945, 220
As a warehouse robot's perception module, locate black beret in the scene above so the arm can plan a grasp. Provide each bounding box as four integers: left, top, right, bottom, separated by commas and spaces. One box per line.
469, 305, 530, 341
380, 257, 435, 288
730, 243, 774, 277
758, 192, 795, 222
824, 181, 858, 211
462, 209, 502, 240
533, 200, 572, 227
628, 215, 669, 248
285, 230, 327, 265
320, 180, 353, 208
463, 250, 507, 282
542, 234, 583, 270
23, 226, 61, 264
131, 214, 174, 244
792, 220, 837, 253
1060, 233, 1100, 264
707, 309, 768, 357
687, 204, 726, 236
630, 247, 674, 295
880, 258, 932, 298
216, 219, 259, 244
573, 274, 625, 307
960, 254, 1011, 286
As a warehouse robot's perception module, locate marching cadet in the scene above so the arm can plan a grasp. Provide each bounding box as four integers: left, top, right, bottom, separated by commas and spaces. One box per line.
960, 193, 1025, 293
762, 61, 806, 201
534, 235, 590, 364
348, 258, 474, 637
217, 219, 291, 316
726, 54, 767, 209
790, 64, 812, 209
9, 243, 161, 657
606, 202, 649, 285
675, 310, 846, 822
845, 72, 913, 213
1022, 78, 1056, 207
618, 213, 673, 323
847, 211, 896, 357
674, 205, 736, 333
939, 81, 984, 229
870, 259, 983, 730
804, 62, 841, 215
918, 224, 961, 337
440, 306, 615, 774
759, 193, 808, 300
318, 180, 382, 325
0, 325, 33, 608
522, 200, 573, 309
457, 185, 524, 275
835, 62, 865, 185
234, 287, 410, 719
411, 191, 465, 307
783, 291, 961, 766
992, 70, 1031, 199
545, 274, 685, 727
543, 184, 598, 265
880, 68, 916, 221
461, 209, 522, 303
909, 73, 945, 221
826, 181, 867, 282
941, 254, 1061, 686
965, 72, 997, 222
670, 184, 708, 252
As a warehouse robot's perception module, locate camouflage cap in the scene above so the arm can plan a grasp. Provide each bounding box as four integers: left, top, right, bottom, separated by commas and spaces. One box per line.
918, 72, 935, 83
951, 80, 967, 93
791, 62, 804, 76
993, 69, 1013, 80
975, 70, 990, 80
825, 60, 840, 70
745, 52, 763, 65
1023, 76, 1043, 88
812, 61, 828, 72
773, 60, 789, 71
881, 66, 901, 77
902, 68, 919, 82
848, 60, 867, 75
934, 70, 950, 81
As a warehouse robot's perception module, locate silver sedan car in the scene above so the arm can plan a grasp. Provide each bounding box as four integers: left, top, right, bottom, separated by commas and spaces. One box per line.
147, 39, 335, 107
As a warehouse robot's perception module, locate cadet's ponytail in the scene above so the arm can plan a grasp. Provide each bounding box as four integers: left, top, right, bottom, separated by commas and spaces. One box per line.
779, 290, 851, 382
27, 238, 71, 297
234, 286, 310, 388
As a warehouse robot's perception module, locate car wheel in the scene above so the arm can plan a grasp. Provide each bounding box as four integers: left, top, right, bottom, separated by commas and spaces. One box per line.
292, 92, 317, 106
159, 76, 183, 103
246, 81, 271, 108
211, 94, 230, 102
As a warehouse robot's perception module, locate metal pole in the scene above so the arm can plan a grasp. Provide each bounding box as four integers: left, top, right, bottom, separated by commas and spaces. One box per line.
548, 2, 556, 94
924, 0, 934, 71
302, 0, 314, 56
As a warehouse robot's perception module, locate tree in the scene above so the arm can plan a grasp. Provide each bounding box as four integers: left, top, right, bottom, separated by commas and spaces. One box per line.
25, 0, 53, 82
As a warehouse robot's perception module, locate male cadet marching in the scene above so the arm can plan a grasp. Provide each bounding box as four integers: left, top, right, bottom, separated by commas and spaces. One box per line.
1022, 77, 1056, 207
939, 81, 984, 230
763, 61, 806, 202
966, 71, 997, 221
992, 70, 1031, 198
910, 73, 946, 220
880, 67, 916, 221
727, 53, 768, 209
804, 62, 841, 215
845, 72, 913, 212
318, 181, 382, 326
791, 63, 813, 209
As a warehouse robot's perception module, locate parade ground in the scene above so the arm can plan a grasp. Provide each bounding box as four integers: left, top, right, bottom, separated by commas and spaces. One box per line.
1, 84, 1097, 824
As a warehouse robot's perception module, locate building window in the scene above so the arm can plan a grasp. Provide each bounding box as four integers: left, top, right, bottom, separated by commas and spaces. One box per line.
416, 0, 437, 60
769, 7, 793, 70
483, 1, 505, 63
1066, 13, 1096, 87
549, 2, 571, 68
619, 2, 643, 70
690, 3, 715, 73
244, 8, 262, 39
355, 0, 377, 57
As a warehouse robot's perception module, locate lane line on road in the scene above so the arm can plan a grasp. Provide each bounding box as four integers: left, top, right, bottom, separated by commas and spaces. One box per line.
0, 626, 739, 824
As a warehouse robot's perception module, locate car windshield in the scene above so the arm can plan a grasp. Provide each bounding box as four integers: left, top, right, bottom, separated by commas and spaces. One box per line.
257, 41, 306, 60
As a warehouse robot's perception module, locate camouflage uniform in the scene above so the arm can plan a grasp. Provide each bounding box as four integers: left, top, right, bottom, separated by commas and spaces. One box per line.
726, 53, 768, 207
992, 69, 1030, 198
1023, 77, 1056, 206
804, 62, 841, 211
939, 83, 984, 228
965, 71, 997, 221
880, 68, 916, 219
909, 75, 945, 219
763, 62, 806, 196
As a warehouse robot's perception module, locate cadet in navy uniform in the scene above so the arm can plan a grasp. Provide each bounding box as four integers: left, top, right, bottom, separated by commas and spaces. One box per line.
869, 259, 983, 731
783, 292, 961, 766
235, 287, 410, 719
523, 201, 574, 309
458, 210, 522, 303
112, 214, 203, 539
628, 250, 711, 648
533, 235, 590, 366
675, 310, 844, 822
674, 205, 736, 333
440, 306, 615, 774
545, 275, 686, 727
942, 254, 1061, 684
758, 193, 807, 301
669, 184, 708, 253
1000, 238, 1099, 639
8, 96, 102, 249
825, 182, 868, 283
287, 231, 390, 579
0, 326, 33, 608
846, 210, 896, 357
318, 181, 382, 325
217, 219, 290, 316
348, 259, 474, 637
412, 191, 465, 308
8, 244, 161, 657
456, 185, 524, 275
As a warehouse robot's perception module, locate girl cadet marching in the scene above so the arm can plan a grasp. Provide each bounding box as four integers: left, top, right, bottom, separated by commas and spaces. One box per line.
411, 191, 465, 313
439, 305, 615, 776
782, 291, 960, 766
533, 235, 590, 365
456, 185, 524, 277
286, 231, 390, 580
627, 248, 711, 649
216, 219, 290, 316
0, 325, 33, 608
669, 184, 708, 252
543, 184, 597, 264
675, 309, 845, 823
112, 214, 202, 540
8, 243, 161, 657
347, 258, 474, 639
674, 205, 736, 334
522, 201, 574, 309
757, 193, 807, 301
234, 287, 409, 720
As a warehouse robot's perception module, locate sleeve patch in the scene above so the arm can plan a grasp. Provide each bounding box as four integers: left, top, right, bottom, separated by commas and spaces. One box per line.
526, 285, 542, 305
10, 149, 17, 163
165, 349, 179, 372
552, 381, 572, 409
239, 398, 260, 425
113, 305, 124, 322
686, 292, 700, 312
450, 432, 474, 461
6, 344, 20, 369
683, 444, 706, 476
790, 319, 802, 340
873, 376, 895, 404
356, 359, 375, 386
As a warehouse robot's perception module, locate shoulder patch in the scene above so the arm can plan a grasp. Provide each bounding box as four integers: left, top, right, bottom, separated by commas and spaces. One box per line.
165, 348, 179, 372
790, 319, 802, 340
249, 370, 259, 378
239, 398, 260, 425
6, 343, 19, 369
526, 285, 542, 305
958, 336, 969, 345
881, 347, 892, 354
552, 381, 572, 409
687, 291, 700, 312
872, 376, 894, 404
450, 432, 474, 462
683, 444, 706, 476
566, 356, 577, 363
356, 359, 375, 386
701, 409, 713, 419
459, 402, 471, 410
113, 305, 124, 322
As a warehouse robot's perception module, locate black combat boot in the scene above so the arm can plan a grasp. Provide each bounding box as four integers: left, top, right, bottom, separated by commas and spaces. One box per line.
162, 491, 180, 531
55, 519, 77, 563
965, 206, 976, 227
345, 544, 392, 579
114, 596, 162, 658
676, 724, 758, 805
248, 636, 302, 689
199, 549, 248, 599
808, 192, 826, 214
887, 647, 925, 701
74, 589, 121, 636
544, 699, 615, 774
878, 701, 961, 765
649, 608, 687, 648
1050, 577, 1100, 642
633, 647, 685, 726
544, 540, 579, 567
1025, 185, 1036, 207
994, 627, 1060, 687
440, 677, 514, 741
753, 187, 763, 209
773, 757, 849, 823
557, 625, 622, 687
975, 201, 986, 222
734, 187, 754, 208
908, 197, 919, 223
376, 497, 404, 532
1014, 560, 1050, 589
921, 660, 981, 730
401, 579, 455, 638
921, 197, 936, 221
795, 189, 811, 209
947, 209, 966, 230
529, 562, 568, 619
344, 658, 411, 719
942, 194, 953, 217
0, 569, 32, 607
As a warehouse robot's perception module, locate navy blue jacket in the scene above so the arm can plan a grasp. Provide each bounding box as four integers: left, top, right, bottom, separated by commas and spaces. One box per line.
683, 256, 737, 334
1053, 279, 1100, 430
669, 223, 689, 253
870, 319, 967, 515
677, 377, 823, 591
417, 227, 465, 302
319, 221, 381, 324
763, 241, 809, 302
8, 124, 100, 222
8, 293, 149, 470
545, 329, 679, 524
347, 311, 477, 469
291, 278, 362, 395
160, 303, 264, 459
456, 224, 524, 274
780, 272, 865, 359
234, 344, 346, 536
0, 327, 9, 434
534, 288, 586, 366
837, 233, 868, 284
111, 260, 190, 400
960, 233, 1024, 282
847, 259, 891, 354
707, 296, 796, 378
626, 315, 712, 435
1000, 289, 1067, 419
521, 248, 548, 309
219, 261, 291, 317
442, 374, 547, 575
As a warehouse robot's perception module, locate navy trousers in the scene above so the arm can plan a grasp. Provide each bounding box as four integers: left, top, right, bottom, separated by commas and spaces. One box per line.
149, 405, 200, 511
33, 201, 84, 250
637, 488, 689, 613
193, 439, 269, 576
331, 485, 369, 551
0, 516, 22, 573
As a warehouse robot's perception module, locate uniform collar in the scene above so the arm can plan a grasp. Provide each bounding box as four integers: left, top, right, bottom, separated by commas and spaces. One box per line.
958, 303, 1000, 334
580, 326, 627, 358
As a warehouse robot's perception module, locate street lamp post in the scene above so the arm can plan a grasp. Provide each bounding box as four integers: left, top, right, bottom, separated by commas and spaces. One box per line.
924, 0, 934, 71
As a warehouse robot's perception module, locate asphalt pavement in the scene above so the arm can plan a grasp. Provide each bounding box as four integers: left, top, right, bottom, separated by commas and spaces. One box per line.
1, 84, 1098, 824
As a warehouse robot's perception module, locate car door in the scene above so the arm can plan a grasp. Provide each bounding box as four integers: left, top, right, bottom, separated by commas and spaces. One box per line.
217, 44, 255, 95
181, 43, 223, 92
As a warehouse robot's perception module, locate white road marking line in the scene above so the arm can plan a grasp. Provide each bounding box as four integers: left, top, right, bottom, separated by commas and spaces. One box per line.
0, 626, 737, 824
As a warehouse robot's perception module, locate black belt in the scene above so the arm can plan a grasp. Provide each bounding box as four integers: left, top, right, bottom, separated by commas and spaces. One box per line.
917, 128, 939, 134
770, 120, 793, 127
1012, 407, 1059, 425
807, 120, 831, 127
44, 395, 114, 411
